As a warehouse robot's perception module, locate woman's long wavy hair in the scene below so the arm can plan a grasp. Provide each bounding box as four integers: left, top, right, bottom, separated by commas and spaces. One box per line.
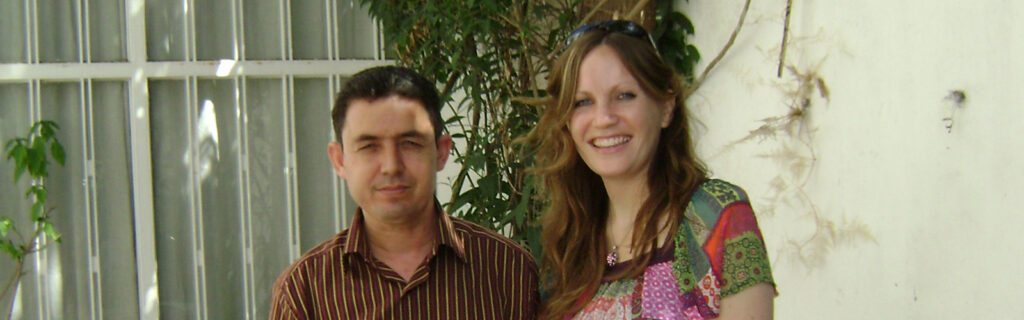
524, 29, 708, 319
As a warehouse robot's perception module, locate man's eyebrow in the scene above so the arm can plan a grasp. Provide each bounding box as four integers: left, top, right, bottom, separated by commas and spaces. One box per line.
353, 134, 380, 143
352, 131, 429, 143
397, 131, 430, 140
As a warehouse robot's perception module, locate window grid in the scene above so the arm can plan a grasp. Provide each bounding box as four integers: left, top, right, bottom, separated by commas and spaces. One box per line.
0, 0, 387, 319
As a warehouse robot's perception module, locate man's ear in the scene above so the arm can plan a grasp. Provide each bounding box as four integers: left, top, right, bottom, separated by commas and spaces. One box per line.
327, 141, 346, 179
435, 135, 453, 171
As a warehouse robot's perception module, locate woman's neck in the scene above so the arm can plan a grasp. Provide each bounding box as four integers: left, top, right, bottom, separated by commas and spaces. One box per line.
602, 174, 649, 233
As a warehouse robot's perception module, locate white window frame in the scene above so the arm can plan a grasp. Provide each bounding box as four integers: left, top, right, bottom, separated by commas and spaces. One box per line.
0, 0, 390, 319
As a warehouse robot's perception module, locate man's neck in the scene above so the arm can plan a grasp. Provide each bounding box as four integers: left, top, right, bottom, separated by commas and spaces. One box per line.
362, 205, 440, 281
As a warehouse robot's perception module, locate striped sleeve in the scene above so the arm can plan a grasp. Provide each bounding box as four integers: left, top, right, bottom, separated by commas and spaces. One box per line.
269, 264, 307, 320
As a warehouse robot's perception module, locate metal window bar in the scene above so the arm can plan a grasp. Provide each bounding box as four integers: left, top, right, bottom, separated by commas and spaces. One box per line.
76, 2, 102, 317
227, 0, 255, 316
187, 76, 210, 320
26, 79, 46, 320
374, 19, 383, 60
236, 0, 248, 61
327, 0, 336, 61
284, 0, 294, 61
278, 0, 288, 61
283, 76, 301, 261
230, 0, 242, 61
75, 1, 85, 63
329, 75, 343, 232
27, 0, 38, 63
81, 0, 91, 63
236, 76, 259, 320
80, 79, 104, 320
186, 0, 197, 62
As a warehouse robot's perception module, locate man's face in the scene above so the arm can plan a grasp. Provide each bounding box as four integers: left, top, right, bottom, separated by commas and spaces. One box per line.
328, 95, 451, 223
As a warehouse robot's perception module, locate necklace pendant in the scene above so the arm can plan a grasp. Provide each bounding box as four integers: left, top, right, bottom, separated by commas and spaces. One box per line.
606, 245, 619, 267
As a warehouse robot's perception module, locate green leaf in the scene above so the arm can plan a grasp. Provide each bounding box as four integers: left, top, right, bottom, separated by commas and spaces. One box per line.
25, 139, 49, 178
50, 141, 66, 166
25, 185, 46, 203
448, 187, 480, 214
6, 140, 24, 159
0, 240, 22, 259
8, 144, 28, 182
512, 182, 534, 225
444, 115, 465, 125
39, 122, 54, 138
41, 120, 59, 130
0, 218, 12, 237
31, 202, 43, 221
43, 222, 60, 243
30, 133, 45, 152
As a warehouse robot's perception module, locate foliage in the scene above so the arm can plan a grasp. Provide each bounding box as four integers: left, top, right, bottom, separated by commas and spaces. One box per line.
358, 0, 700, 256
1, 120, 65, 318
652, 0, 700, 80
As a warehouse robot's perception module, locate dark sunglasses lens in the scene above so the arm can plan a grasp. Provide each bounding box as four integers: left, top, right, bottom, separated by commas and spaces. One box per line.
565, 20, 654, 49
618, 22, 646, 38
566, 21, 600, 45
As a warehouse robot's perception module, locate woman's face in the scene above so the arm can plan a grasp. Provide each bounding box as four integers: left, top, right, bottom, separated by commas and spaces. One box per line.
568, 45, 673, 182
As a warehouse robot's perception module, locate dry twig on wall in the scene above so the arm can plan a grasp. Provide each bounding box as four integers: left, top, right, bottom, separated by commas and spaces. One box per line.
685, 0, 752, 98
777, 0, 793, 77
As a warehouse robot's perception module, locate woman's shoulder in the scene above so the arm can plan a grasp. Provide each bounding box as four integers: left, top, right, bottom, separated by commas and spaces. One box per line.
686, 179, 750, 224
695, 179, 750, 205
679, 178, 753, 233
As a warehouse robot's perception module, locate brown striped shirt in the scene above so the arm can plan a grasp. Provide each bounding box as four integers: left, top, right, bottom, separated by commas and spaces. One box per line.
269, 205, 539, 319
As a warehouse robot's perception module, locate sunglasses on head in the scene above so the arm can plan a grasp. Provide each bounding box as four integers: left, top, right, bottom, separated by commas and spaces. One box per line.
565, 20, 658, 50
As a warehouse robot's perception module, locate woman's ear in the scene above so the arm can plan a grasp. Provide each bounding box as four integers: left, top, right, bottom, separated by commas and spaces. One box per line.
661, 99, 675, 128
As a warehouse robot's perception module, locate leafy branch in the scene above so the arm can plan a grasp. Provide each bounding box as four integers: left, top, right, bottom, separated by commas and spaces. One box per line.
1, 120, 65, 319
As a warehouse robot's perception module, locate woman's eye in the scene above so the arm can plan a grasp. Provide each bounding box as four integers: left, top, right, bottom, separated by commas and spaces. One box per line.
572, 98, 592, 108
618, 92, 636, 100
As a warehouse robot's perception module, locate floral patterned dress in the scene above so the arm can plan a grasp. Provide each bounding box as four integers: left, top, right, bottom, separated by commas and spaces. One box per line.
572, 179, 775, 320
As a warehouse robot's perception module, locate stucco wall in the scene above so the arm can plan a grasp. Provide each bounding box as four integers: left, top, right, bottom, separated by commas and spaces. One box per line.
682, 0, 1024, 318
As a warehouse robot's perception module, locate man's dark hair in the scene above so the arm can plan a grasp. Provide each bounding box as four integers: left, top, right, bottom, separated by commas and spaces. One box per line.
331, 66, 443, 143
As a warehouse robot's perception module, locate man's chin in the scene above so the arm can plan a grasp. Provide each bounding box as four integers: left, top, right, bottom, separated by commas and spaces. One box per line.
365, 201, 429, 220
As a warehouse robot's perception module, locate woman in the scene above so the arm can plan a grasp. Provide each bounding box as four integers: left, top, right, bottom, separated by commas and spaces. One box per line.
526, 20, 776, 319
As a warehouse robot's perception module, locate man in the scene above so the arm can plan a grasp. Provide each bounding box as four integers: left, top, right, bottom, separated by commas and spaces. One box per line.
269, 66, 539, 319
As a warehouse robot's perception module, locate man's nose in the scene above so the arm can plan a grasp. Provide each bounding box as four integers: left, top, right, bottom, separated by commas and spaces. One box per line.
380, 144, 405, 175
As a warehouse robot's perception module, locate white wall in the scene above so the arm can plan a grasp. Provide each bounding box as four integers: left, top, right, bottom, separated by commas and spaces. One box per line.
682, 0, 1024, 318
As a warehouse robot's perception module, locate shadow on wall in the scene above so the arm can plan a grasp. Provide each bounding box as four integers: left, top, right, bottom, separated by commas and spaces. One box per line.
717, 59, 876, 272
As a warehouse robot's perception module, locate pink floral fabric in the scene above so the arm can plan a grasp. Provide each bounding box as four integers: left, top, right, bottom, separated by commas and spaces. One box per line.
569, 180, 775, 320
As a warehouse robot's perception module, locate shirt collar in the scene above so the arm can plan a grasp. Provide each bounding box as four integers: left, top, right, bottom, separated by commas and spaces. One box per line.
342, 199, 467, 263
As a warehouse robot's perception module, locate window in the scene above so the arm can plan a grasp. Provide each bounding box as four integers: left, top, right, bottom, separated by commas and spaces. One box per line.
0, 1, 384, 318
